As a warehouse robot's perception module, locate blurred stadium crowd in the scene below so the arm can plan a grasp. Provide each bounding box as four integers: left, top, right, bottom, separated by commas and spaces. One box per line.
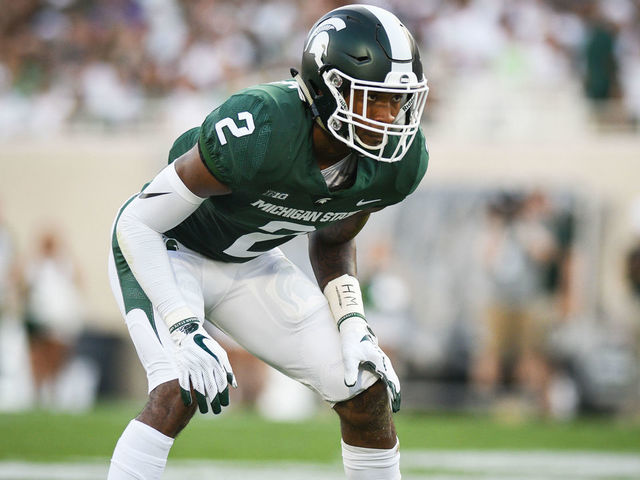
1, 0, 640, 136
1, 0, 639, 420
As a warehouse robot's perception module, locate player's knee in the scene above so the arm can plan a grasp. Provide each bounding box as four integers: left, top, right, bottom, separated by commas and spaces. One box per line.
334, 380, 396, 445
137, 380, 198, 438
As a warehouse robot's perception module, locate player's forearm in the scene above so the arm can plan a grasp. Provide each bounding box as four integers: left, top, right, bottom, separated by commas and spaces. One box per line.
116, 162, 205, 322
309, 235, 357, 289
308, 211, 370, 289
117, 214, 190, 320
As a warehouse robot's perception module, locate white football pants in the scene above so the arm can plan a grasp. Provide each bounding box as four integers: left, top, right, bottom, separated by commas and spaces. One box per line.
108, 243, 378, 403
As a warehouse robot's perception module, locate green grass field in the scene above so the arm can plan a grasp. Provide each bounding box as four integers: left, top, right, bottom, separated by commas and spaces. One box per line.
1, 403, 639, 463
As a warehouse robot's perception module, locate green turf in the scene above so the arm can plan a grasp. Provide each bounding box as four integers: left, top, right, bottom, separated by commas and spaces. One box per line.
1, 403, 639, 462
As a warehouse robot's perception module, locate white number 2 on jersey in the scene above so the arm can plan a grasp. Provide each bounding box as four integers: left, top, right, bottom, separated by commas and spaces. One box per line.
215, 112, 255, 145
224, 221, 315, 259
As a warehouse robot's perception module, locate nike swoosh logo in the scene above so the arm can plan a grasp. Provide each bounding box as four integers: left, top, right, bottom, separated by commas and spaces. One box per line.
356, 199, 381, 207
139, 192, 170, 199
194, 334, 220, 362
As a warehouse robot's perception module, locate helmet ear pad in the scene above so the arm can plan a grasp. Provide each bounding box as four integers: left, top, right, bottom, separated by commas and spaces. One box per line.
320, 69, 352, 139
306, 64, 342, 130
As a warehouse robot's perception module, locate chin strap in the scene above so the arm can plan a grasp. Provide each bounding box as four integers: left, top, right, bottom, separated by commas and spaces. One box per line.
290, 68, 328, 132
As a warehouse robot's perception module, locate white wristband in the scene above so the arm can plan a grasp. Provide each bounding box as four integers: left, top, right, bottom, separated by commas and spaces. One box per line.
164, 306, 200, 333
323, 274, 366, 330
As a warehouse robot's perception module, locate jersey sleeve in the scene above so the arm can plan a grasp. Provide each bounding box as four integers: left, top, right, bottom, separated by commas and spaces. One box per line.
168, 127, 200, 164
395, 128, 429, 196
197, 92, 274, 190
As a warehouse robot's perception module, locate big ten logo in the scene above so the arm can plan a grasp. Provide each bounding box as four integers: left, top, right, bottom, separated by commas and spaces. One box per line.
262, 189, 289, 200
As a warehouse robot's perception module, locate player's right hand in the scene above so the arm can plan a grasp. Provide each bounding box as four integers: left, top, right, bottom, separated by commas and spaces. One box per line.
339, 317, 401, 412
169, 319, 236, 414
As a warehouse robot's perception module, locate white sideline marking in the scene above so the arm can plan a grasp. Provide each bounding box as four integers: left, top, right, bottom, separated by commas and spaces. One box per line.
1, 451, 639, 480
402, 450, 640, 478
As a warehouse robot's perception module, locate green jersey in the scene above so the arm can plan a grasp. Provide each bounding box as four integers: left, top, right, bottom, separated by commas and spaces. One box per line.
163, 80, 429, 263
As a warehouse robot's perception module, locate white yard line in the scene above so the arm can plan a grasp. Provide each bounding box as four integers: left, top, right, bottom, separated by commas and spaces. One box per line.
402, 450, 640, 478
1, 451, 639, 480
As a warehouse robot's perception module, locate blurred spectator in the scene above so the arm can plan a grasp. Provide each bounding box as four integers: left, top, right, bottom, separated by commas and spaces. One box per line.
472, 190, 561, 416
361, 241, 412, 367
24, 227, 85, 408
0, 206, 19, 325
580, 2, 622, 124
582, 5, 619, 102
430, 0, 505, 74
627, 197, 640, 328
626, 243, 640, 319
79, 60, 144, 125
0, 203, 33, 411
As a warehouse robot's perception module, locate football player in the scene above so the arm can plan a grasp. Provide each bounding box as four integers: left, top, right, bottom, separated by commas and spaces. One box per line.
107, 4, 429, 479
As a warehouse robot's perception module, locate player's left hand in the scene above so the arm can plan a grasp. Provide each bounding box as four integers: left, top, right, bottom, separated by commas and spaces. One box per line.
339, 317, 401, 412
